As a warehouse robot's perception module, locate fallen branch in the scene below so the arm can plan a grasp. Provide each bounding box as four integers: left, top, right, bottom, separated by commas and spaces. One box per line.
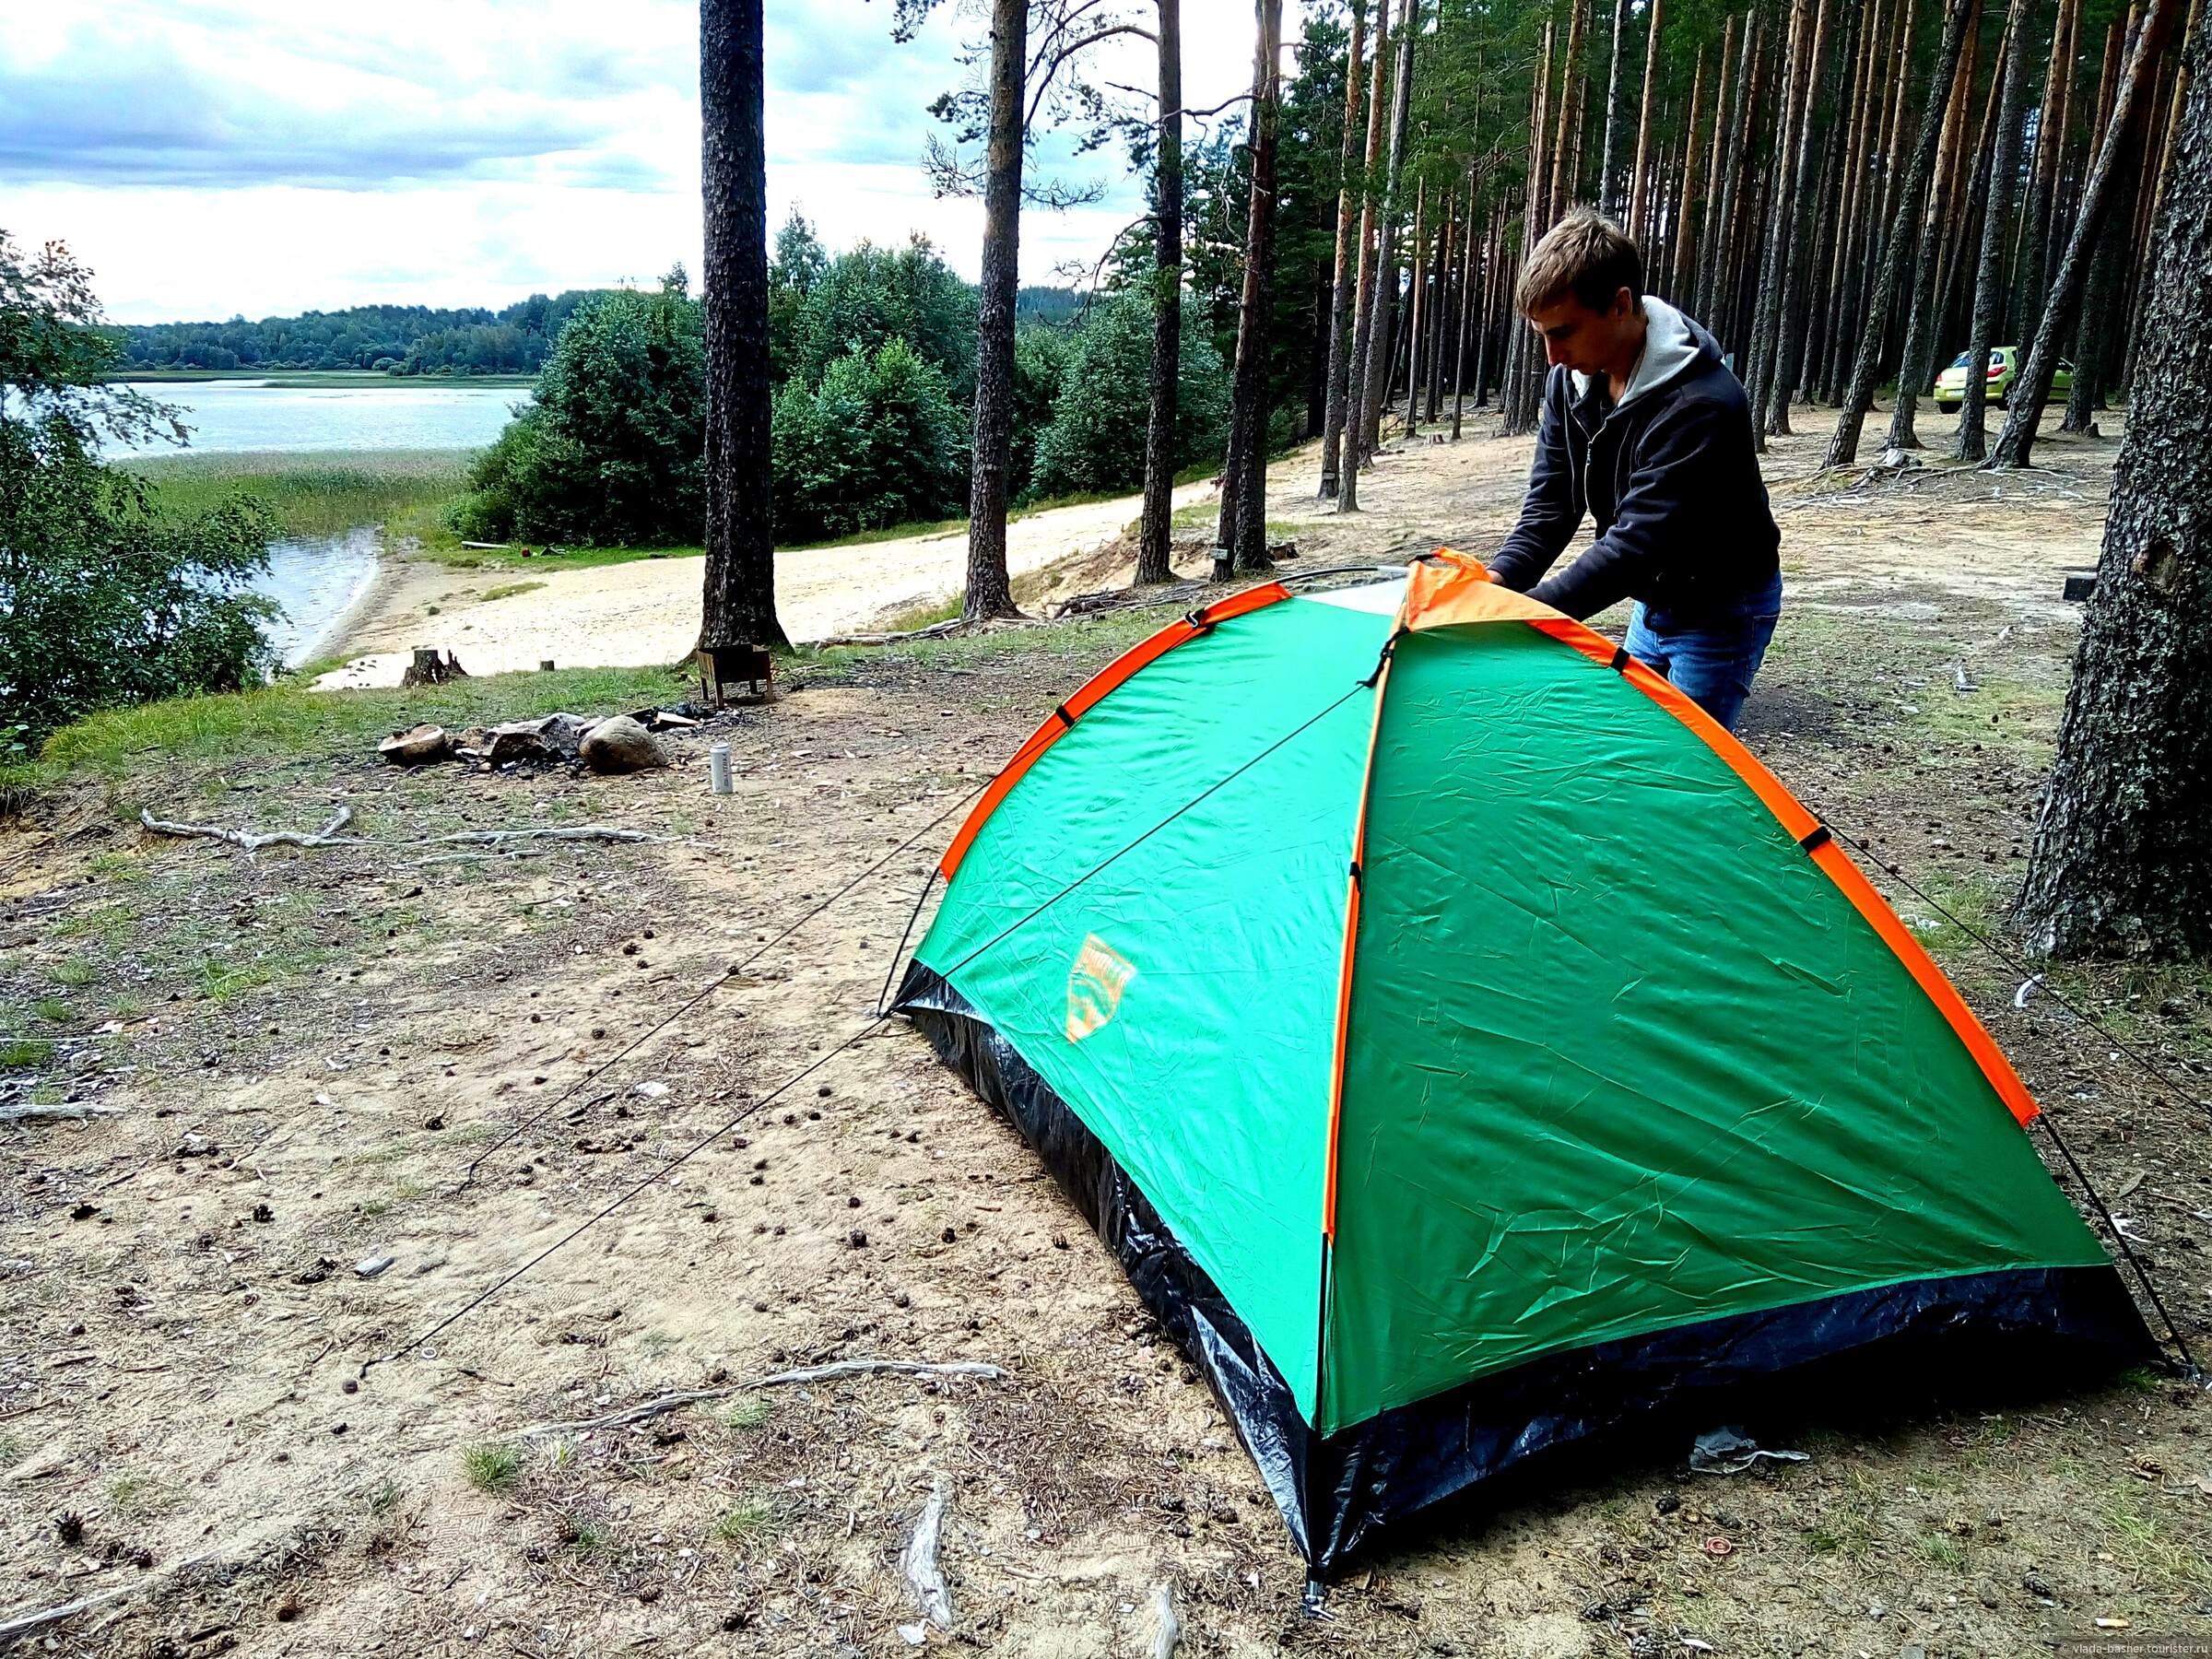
811, 618, 971, 649
139, 805, 354, 853
0, 1553, 210, 1645
899, 1475, 954, 1635
0, 1102, 121, 1125
1150, 1583, 1182, 1659
518, 1359, 1004, 1437
426, 827, 674, 847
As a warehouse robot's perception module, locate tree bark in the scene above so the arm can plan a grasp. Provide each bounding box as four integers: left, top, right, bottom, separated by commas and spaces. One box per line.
2013, 14, 2212, 959
1957, 0, 2035, 461
1599, 0, 1630, 218
1989, 0, 2181, 468
1700, 13, 1758, 335
1691, 19, 1737, 324
1425, 183, 1454, 421
1764, 0, 1835, 433
1825, 0, 1979, 469
1500, 19, 1556, 436
962, 0, 1028, 620
1135, 0, 1185, 583
1550, 0, 1592, 225
1402, 180, 1428, 435
1629, 0, 1666, 241
1340, 0, 1394, 506
2019, 0, 2083, 340
1218, 0, 1284, 573
1316, 0, 1367, 502
1358, 0, 1418, 463
697, 0, 786, 651
2065, 14, 2145, 432
1747, 0, 1815, 444
1450, 186, 1480, 436
1881, 10, 1979, 455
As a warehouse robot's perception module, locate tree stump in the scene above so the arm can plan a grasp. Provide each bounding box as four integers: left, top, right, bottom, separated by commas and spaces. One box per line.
400, 648, 469, 688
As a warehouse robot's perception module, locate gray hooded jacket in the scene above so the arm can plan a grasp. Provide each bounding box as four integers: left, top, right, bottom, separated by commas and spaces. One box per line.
1489, 298, 1781, 624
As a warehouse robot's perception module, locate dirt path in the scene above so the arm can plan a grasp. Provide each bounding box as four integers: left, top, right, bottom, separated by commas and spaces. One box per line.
316, 481, 1219, 690
9, 406, 2212, 1658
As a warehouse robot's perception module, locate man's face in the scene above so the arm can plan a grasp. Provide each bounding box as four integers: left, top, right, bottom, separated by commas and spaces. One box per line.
1525, 287, 1638, 377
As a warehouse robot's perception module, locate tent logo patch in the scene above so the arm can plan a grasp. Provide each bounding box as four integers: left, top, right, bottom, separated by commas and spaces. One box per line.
1065, 935, 1137, 1042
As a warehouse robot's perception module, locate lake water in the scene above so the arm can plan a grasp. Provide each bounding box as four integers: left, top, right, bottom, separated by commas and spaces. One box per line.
105, 380, 526, 669
108, 379, 525, 456
262, 525, 381, 668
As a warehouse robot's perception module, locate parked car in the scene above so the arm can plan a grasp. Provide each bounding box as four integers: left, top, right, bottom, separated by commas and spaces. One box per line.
1933, 346, 2073, 413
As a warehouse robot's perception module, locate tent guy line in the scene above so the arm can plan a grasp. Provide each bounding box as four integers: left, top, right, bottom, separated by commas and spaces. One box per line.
453, 780, 989, 1196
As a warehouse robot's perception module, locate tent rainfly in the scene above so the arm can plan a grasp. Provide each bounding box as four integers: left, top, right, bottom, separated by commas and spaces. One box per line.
893, 551, 2153, 1571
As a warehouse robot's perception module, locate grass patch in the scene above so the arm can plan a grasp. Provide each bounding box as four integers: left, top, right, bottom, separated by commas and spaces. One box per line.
478, 582, 546, 602
461, 1442, 522, 1492
0, 1039, 53, 1068
105, 1473, 182, 1518
49, 959, 95, 988
33, 999, 71, 1024
711, 1500, 776, 1545
123, 450, 472, 543
41, 662, 692, 779
721, 1396, 772, 1430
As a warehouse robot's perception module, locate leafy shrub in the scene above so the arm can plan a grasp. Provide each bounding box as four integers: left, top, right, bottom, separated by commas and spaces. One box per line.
1008, 324, 1073, 501
0, 233, 277, 742
792, 237, 977, 402
453, 275, 705, 547
771, 337, 969, 544
1029, 289, 1229, 501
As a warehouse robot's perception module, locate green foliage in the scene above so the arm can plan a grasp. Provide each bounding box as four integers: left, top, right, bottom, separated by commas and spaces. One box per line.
1029, 289, 1229, 500
1009, 324, 1074, 501
790, 236, 978, 401
461, 1442, 522, 1492
123, 450, 469, 542
771, 336, 970, 544
453, 274, 705, 547
110, 290, 607, 375
0, 232, 277, 742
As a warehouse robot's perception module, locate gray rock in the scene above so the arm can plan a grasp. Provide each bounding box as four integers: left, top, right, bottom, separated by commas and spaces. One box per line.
483, 721, 551, 765
537, 712, 592, 757
379, 724, 452, 766
579, 715, 668, 773
355, 1253, 394, 1278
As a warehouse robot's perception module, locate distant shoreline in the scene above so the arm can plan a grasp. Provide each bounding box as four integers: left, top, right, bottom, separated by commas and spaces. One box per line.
109, 370, 537, 389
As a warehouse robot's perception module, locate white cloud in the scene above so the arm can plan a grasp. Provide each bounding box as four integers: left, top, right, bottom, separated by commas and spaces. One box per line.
0, 0, 1290, 322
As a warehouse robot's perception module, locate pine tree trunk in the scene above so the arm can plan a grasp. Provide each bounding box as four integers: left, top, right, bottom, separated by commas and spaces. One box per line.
1316, 0, 1367, 503
1627, 0, 1666, 241
1358, 0, 1418, 462
698, 0, 786, 652
1451, 187, 1479, 436
1427, 186, 1454, 420
2020, 0, 2084, 340
1819, 0, 1885, 405
1747, 0, 1815, 444
2122, 0, 2201, 390
963, 0, 1027, 620
2013, 16, 2212, 959
1989, 0, 2182, 468
1599, 0, 1630, 218
1881, 13, 1978, 455
1340, 0, 1394, 507
1826, 0, 1979, 468
1219, 0, 1284, 572
1501, 19, 1555, 437
1764, 0, 1836, 434
1403, 179, 1428, 435
1957, 0, 2035, 462
2065, 14, 2145, 433
1692, 18, 1738, 324
1550, 0, 1592, 224
1135, 0, 1185, 583
1673, 45, 1712, 305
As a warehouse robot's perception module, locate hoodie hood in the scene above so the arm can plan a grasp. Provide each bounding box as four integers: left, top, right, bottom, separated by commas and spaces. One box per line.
1571, 296, 1716, 414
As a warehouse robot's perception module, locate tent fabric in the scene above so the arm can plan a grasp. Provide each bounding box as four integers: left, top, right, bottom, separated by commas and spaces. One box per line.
896, 553, 2154, 1569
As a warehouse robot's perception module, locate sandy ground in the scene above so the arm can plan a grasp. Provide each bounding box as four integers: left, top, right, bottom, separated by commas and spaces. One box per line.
9, 403, 2212, 1658
314, 482, 1219, 690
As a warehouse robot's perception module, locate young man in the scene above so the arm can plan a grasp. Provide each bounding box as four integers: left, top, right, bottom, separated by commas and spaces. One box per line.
1488, 210, 1783, 732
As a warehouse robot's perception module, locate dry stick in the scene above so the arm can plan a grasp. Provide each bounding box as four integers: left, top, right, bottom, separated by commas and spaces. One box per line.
1150, 1583, 1183, 1659
1989, 0, 2183, 467
520, 1360, 1007, 1437
900, 1475, 955, 1632
137, 805, 351, 853
0, 1554, 214, 1646
1825, 0, 1980, 468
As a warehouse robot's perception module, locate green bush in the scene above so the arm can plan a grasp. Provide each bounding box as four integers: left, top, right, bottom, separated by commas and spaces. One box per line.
1029, 290, 1229, 501
772, 337, 969, 544
453, 274, 704, 547
0, 234, 277, 742
1008, 325, 1073, 502
792, 237, 977, 402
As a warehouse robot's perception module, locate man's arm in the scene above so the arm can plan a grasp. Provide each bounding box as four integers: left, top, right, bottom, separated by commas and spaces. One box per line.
1527, 393, 1731, 620
1488, 371, 1580, 592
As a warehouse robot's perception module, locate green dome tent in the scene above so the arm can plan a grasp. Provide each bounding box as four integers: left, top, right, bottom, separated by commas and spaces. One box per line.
893, 550, 2151, 1572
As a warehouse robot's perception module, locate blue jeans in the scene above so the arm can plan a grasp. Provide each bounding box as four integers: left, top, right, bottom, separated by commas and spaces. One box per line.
1622, 574, 1783, 733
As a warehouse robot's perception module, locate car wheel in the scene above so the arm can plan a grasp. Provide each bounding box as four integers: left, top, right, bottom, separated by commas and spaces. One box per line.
1936, 401, 1958, 415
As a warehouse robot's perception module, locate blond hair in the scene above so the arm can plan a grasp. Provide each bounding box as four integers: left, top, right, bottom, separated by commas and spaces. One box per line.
1515, 208, 1645, 316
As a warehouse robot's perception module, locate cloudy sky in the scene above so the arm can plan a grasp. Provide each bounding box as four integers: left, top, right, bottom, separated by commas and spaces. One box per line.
0, 0, 1280, 324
